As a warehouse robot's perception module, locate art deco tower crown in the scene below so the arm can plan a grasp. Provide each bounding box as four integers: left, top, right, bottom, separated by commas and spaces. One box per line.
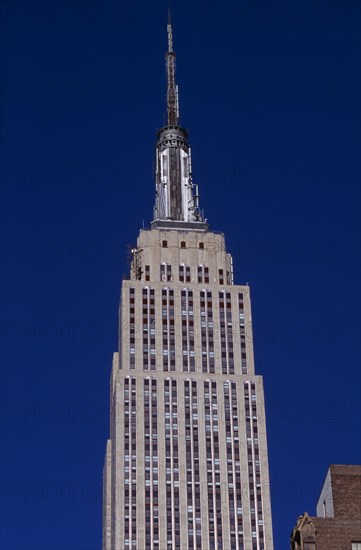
153, 13, 206, 230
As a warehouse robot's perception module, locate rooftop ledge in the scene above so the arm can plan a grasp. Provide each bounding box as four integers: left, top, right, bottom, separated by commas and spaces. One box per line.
151, 220, 210, 232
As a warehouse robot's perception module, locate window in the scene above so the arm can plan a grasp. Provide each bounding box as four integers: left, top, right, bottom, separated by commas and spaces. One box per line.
160, 263, 172, 282
352, 544, 361, 550
181, 241, 186, 248
198, 265, 209, 284
162, 240, 168, 247
199, 242, 204, 249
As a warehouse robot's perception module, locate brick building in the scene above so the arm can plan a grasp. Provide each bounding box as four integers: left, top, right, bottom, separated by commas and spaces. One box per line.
290, 464, 361, 550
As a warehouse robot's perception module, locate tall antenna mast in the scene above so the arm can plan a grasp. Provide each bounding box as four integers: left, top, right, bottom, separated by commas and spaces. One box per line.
166, 9, 178, 126
152, 12, 206, 227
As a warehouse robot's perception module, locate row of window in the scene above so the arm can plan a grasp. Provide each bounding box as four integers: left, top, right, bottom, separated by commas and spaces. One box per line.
220, 292, 235, 375
239, 294, 248, 375
123, 378, 137, 549
244, 382, 265, 550
161, 240, 205, 249
162, 289, 176, 371
123, 377, 264, 549
205, 381, 223, 548
128, 288, 248, 375
200, 290, 215, 374
181, 290, 196, 372
165, 379, 181, 548
144, 379, 159, 549
142, 288, 156, 370
224, 381, 244, 549
136, 264, 232, 284
185, 380, 202, 549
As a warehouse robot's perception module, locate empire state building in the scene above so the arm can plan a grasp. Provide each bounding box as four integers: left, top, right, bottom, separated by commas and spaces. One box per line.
103, 17, 274, 550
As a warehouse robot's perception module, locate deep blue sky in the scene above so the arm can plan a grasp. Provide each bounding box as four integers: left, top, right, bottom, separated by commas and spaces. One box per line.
1, 1, 360, 549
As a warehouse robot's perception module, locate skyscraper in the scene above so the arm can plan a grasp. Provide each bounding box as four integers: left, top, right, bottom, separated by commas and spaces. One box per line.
103, 17, 274, 550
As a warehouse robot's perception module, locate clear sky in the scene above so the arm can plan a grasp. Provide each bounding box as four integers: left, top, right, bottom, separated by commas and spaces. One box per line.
1, 1, 360, 549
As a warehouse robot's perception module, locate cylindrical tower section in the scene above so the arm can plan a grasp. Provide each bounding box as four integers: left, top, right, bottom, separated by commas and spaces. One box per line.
154, 126, 202, 223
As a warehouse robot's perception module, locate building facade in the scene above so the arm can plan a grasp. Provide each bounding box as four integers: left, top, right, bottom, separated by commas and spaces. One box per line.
290, 464, 361, 550
103, 18, 274, 550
